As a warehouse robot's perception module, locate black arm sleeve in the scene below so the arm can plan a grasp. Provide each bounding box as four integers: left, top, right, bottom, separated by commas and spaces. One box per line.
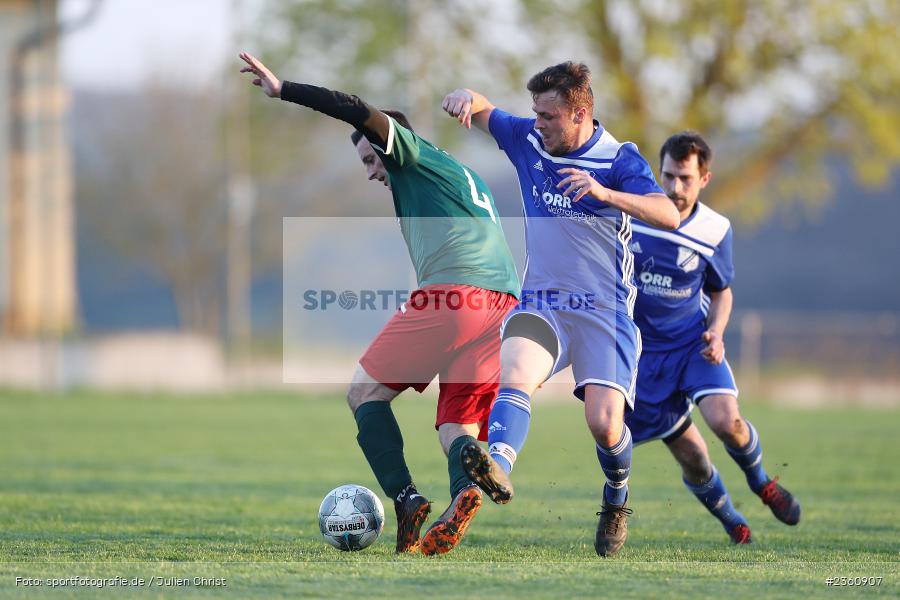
280, 81, 386, 146
703, 282, 730, 294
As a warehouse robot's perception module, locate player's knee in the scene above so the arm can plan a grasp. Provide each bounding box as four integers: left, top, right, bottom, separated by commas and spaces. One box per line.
500, 357, 546, 395
499, 333, 554, 392
346, 384, 367, 413
711, 415, 745, 445
500, 368, 541, 393
347, 364, 398, 413
346, 382, 388, 413
584, 387, 626, 447
596, 430, 621, 449
682, 450, 713, 483
438, 423, 479, 455
587, 417, 622, 448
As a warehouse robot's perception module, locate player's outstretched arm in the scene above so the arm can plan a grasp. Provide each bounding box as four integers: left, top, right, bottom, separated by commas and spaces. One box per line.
700, 288, 732, 365
238, 51, 391, 147
239, 51, 282, 97
557, 169, 681, 229
442, 88, 495, 133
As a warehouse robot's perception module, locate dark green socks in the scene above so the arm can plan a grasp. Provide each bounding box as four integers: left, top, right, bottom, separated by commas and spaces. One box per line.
354, 401, 412, 500
448, 435, 477, 499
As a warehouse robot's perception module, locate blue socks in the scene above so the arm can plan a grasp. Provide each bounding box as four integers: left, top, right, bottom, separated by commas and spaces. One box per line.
596, 426, 632, 506
724, 420, 769, 493
487, 388, 532, 474
684, 468, 747, 532
485, 390, 635, 510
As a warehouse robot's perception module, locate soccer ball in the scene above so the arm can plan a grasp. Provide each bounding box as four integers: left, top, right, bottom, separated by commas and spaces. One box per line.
318, 484, 385, 551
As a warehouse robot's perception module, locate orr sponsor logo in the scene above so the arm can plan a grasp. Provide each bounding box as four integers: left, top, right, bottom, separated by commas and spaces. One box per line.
639, 257, 692, 299
533, 175, 585, 210
532, 181, 572, 210
639, 271, 673, 288
531, 173, 610, 226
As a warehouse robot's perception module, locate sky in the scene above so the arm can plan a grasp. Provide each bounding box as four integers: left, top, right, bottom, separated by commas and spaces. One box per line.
59, 0, 261, 91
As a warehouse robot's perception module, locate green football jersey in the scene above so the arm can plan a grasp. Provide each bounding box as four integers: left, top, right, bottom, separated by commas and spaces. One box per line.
370, 117, 520, 298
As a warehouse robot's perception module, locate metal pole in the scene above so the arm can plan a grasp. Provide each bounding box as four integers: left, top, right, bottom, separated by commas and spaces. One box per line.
226, 0, 255, 356
739, 311, 763, 393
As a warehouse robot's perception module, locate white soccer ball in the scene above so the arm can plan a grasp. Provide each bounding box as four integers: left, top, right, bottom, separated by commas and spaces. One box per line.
318, 484, 385, 551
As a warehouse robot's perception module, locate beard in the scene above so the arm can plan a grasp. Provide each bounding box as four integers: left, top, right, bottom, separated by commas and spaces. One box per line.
546, 129, 579, 155
669, 195, 696, 215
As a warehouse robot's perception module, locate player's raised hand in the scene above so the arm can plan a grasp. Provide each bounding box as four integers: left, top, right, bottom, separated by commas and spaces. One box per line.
700, 330, 725, 365
239, 52, 281, 98
557, 168, 611, 203
442, 89, 475, 129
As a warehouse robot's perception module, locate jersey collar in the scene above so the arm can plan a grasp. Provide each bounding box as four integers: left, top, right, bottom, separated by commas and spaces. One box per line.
566, 120, 605, 157
678, 201, 701, 230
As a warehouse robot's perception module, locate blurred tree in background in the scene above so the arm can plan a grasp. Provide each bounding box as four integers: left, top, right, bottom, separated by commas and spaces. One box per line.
73, 1, 900, 337
77, 85, 227, 335
261, 0, 899, 224
559, 0, 900, 223
255, 0, 555, 147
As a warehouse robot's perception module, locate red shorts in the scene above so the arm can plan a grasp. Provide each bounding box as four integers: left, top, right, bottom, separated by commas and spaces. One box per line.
360, 284, 518, 441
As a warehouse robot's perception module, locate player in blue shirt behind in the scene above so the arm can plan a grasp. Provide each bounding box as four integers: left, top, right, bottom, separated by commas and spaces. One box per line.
627, 131, 801, 544
443, 63, 680, 556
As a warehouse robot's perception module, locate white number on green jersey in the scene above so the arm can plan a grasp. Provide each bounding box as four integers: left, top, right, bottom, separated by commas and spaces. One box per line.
462, 167, 497, 223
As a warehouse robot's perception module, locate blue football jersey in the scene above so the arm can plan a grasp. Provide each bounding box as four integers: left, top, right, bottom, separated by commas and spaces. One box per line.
630, 202, 734, 351
488, 109, 663, 316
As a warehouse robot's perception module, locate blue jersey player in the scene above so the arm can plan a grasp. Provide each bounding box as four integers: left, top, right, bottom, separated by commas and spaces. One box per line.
442, 63, 680, 556
627, 131, 801, 544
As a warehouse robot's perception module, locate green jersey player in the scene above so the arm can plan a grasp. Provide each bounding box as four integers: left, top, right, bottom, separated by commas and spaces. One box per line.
240, 52, 520, 555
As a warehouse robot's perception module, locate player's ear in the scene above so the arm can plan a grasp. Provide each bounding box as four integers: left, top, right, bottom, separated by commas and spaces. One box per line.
573, 107, 587, 124
699, 170, 712, 188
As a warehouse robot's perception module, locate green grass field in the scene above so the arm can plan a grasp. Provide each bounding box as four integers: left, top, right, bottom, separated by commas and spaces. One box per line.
1, 390, 897, 598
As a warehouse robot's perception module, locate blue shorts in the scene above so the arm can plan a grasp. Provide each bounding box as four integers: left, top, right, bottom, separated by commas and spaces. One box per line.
502, 293, 641, 408
626, 338, 738, 445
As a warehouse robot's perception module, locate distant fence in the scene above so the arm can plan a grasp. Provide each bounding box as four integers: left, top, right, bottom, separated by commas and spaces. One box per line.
0, 311, 897, 400
729, 310, 900, 384
0, 333, 227, 392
